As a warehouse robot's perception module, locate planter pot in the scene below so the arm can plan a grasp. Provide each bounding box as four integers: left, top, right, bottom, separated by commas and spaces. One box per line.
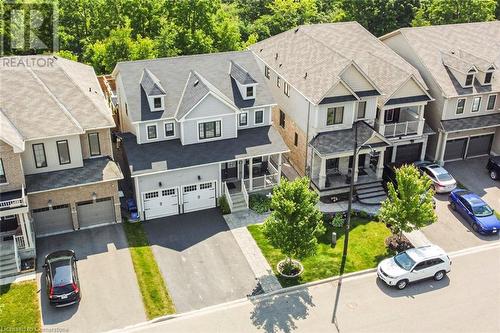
277, 259, 304, 278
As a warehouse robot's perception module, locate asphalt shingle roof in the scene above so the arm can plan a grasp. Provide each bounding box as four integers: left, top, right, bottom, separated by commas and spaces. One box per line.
140, 68, 166, 95
230, 60, 257, 85
440, 113, 500, 132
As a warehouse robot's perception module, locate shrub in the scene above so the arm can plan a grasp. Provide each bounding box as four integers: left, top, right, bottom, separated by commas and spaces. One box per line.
249, 193, 272, 214
331, 212, 345, 228
218, 196, 231, 215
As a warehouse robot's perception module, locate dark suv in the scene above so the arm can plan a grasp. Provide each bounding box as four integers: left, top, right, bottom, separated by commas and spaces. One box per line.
486, 156, 500, 180
43, 250, 81, 307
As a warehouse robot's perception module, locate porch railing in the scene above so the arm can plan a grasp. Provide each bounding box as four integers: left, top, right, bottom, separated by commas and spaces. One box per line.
14, 235, 26, 250
241, 179, 249, 209
13, 236, 21, 272
244, 173, 279, 191
223, 182, 234, 212
0, 185, 27, 209
382, 120, 421, 138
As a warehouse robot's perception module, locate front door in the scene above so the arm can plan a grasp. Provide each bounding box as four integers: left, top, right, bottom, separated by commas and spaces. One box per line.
221, 161, 237, 181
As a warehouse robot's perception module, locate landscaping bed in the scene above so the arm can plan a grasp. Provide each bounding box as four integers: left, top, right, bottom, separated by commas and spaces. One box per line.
123, 221, 175, 319
248, 217, 393, 287
0, 281, 40, 330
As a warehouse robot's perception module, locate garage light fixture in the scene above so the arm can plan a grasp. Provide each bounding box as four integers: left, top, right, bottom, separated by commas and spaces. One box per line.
47, 199, 52, 208
158, 182, 163, 187
92, 192, 97, 201
197, 175, 201, 180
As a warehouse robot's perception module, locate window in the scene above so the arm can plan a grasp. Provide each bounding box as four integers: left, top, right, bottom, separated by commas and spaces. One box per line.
56, 140, 71, 165
88, 133, 101, 156
200, 182, 212, 189
471, 97, 481, 112
326, 107, 344, 125
184, 185, 197, 193
294, 133, 298, 146
147, 125, 157, 140
198, 121, 221, 140
144, 191, 159, 199
154, 97, 162, 109
0, 159, 6, 183
164, 122, 175, 137
162, 189, 176, 196
465, 74, 474, 86
487, 95, 497, 111
284, 82, 290, 97
264, 66, 270, 79
32, 143, 47, 168
279, 110, 286, 128
239, 112, 248, 126
385, 109, 395, 122
254, 110, 264, 124
356, 101, 366, 119
484, 72, 493, 84
276, 76, 281, 88
246, 86, 254, 98
456, 98, 466, 114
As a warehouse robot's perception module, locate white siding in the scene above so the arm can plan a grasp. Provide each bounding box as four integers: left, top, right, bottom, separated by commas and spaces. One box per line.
341, 65, 375, 92
239, 106, 272, 129
137, 119, 180, 144
442, 93, 500, 120
181, 114, 237, 145
390, 77, 426, 99
315, 101, 356, 133
183, 94, 236, 120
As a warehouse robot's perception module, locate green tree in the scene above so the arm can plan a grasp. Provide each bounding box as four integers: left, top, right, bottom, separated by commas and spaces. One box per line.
132, 35, 157, 60
496, 0, 500, 19
56, 50, 78, 61
155, 22, 180, 58
378, 165, 437, 242
412, 0, 496, 26
263, 177, 325, 273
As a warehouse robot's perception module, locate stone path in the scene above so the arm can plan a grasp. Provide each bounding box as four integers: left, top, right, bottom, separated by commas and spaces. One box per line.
223, 210, 282, 293
318, 200, 381, 216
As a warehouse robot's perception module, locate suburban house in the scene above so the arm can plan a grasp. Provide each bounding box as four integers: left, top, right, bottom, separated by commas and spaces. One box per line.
112, 51, 288, 220
249, 22, 434, 200
0, 55, 123, 277
381, 21, 500, 164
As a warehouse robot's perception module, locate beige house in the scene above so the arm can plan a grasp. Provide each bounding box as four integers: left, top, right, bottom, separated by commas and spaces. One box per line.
0, 56, 122, 278
381, 21, 500, 164
249, 22, 434, 201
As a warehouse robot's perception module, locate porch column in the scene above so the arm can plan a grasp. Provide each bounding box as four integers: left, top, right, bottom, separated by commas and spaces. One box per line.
377, 107, 386, 136
249, 158, 253, 190
376, 150, 385, 179
420, 138, 428, 161
437, 131, 448, 166
319, 156, 326, 189
417, 105, 425, 134
353, 154, 359, 183
364, 154, 370, 169
391, 144, 397, 163
277, 153, 282, 184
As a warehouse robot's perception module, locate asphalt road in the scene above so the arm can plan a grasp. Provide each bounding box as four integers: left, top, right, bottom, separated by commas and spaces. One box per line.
122, 243, 500, 333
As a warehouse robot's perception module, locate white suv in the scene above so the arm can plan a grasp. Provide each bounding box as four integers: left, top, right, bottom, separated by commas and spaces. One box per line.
377, 245, 451, 290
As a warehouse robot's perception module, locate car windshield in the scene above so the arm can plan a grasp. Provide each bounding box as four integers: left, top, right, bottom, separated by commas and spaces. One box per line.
394, 252, 416, 271
472, 204, 493, 217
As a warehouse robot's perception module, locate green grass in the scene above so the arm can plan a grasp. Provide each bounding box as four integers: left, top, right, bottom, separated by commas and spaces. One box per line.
496, 211, 500, 220
123, 222, 175, 319
0, 281, 40, 330
248, 218, 393, 287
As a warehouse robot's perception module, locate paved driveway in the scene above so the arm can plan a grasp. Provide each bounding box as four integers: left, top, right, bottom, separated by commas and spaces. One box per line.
143, 208, 258, 313
421, 157, 500, 251
36, 224, 146, 333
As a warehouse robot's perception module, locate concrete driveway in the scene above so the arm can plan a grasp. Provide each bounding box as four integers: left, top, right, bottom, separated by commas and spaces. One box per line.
421, 157, 500, 251
143, 208, 258, 313
36, 224, 146, 333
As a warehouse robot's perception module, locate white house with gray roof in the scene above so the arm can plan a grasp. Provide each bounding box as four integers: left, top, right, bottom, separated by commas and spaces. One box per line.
112, 51, 288, 220
0, 55, 122, 277
381, 21, 500, 164
249, 22, 434, 202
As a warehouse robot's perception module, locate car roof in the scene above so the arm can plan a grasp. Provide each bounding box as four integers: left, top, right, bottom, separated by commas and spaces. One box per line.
424, 164, 447, 175
406, 245, 446, 261
455, 190, 486, 206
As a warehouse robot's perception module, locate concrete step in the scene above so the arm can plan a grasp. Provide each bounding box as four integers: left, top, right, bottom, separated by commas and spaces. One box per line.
355, 181, 383, 190
357, 190, 387, 199
0, 266, 19, 279
358, 194, 387, 205
356, 185, 385, 195
0, 260, 18, 277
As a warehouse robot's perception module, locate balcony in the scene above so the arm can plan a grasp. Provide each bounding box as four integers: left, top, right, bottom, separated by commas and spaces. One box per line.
0, 186, 28, 214
376, 105, 425, 138
380, 119, 424, 137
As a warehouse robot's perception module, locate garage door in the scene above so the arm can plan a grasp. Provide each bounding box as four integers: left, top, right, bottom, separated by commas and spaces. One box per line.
444, 138, 467, 161
143, 188, 179, 219
395, 143, 422, 163
182, 181, 216, 213
466, 134, 494, 158
33, 204, 73, 237
77, 197, 115, 229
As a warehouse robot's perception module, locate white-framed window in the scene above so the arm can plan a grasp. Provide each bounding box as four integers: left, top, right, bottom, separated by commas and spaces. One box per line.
154, 97, 162, 109
456, 98, 466, 114
465, 74, 474, 87
246, 86, 254, 98
164, 122, 175, 137
239, 112, 248, 126
327, 107, 344, 125
471, 97, 481, 112
264, 66, 270, 79
487, 94, 497, 111
0, 158, 6, 184
198, 120, 221, 140
276, 76, 281, 88
356, 101, 366, 119
484, 72, 493, 85
284, 82, 290, 97
254, 110, 264, 124
147, 124, 158, 140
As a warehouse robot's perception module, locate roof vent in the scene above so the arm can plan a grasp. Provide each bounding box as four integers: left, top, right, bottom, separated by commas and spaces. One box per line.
304, 72, 308, 79
275, 53, 278, 60
194, 80, 199, 87
88, 87, 91, 92
279, 64, 282, 68
260, 48, 263, 52
294, 28, 299, 33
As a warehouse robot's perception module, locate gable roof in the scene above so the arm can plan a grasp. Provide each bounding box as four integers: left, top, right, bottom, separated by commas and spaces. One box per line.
249, 22, 428, 106
140, 68, 166, 95
441, 52, 476, 74
230, 60, 257, 85
382, 21, 500, 97
0, 55, 115, 148
113, 51, 274, 122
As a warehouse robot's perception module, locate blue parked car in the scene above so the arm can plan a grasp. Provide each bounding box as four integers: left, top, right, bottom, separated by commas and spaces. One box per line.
126, 198, 140, 222
449, 189, 500, 235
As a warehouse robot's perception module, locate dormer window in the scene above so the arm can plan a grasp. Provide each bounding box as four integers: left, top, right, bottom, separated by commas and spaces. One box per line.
154, 97, 162, 108
465, 74, 474, 86
484, 72, 493, 85
246, 86, 254, 98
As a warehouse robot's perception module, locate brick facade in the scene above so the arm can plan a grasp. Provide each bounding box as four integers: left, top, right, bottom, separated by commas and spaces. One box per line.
0, 140, 25, 193
80, 128, 114, 159
271, 106, 307, 175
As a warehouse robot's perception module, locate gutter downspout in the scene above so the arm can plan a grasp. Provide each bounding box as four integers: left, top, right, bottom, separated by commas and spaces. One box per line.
305, 101, 312, 180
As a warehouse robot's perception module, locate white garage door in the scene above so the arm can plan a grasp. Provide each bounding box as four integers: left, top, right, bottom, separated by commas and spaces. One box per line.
33, 204, 73, 237
77, 197, 116, 229
143, 188, 179, 220
182, 181, 216, 213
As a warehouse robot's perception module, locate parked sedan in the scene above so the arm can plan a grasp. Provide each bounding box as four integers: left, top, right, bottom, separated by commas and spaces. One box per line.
486, 156, 500, 180
415, 162, 457, 193
449, 189, 500, 235
43, 250, 81, 307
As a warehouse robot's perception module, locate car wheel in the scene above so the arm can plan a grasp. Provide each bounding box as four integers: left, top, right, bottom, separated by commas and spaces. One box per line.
472, 223, 479, 233
490, 170, 498, 180
396, 279, 408, 290
434, 270, 446, 281
451, 202, 457, 211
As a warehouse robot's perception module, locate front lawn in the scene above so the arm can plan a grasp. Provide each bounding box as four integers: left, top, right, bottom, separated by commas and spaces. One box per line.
0, 281, 40, 330
248, 218, 393, 287
123, 222, 175, 319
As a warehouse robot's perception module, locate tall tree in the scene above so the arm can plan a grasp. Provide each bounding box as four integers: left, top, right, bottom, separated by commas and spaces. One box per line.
497, 0, 500, 19
412, 0, 496, 26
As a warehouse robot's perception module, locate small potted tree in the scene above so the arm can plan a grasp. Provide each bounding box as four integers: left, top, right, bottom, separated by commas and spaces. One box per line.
263, 177, 325, 278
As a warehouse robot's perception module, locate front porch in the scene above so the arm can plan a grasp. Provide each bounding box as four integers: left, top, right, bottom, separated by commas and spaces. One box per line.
375, 104, 425, 138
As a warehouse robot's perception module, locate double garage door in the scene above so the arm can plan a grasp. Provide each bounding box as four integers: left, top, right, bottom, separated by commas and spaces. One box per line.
142, 181, 216, 220
385, 143, 423, 164
444, 134, 494, 161
33, 197, 116, 237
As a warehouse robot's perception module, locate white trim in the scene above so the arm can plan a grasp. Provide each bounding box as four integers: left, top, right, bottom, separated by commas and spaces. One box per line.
455, 97, 466, 114
141, 186, 180, 219
253, 109, 264, 125
146, 124, 158, 141
163, 121, 175, 138
471, 96, 481, 112
238, 111, 249, 127
179, 92, 240, 122
241, 103, 276, 111
486, 94, 497, 111
196, 118, 223, 142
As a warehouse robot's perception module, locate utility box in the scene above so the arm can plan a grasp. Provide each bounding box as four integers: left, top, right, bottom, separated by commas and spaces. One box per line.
331, 232, 337, 247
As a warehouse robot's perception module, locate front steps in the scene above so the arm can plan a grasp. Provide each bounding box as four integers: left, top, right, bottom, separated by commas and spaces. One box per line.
0, 250, 19, 279
355, 181, 387, 205
230, 192, 248, 212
